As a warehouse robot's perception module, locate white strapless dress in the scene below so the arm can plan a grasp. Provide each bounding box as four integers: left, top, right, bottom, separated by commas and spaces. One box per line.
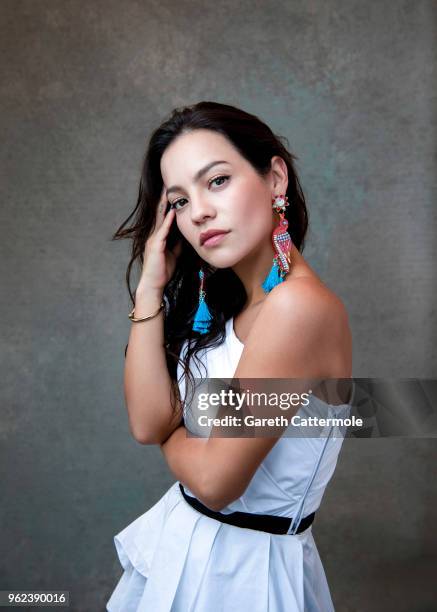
106, 317, 353, 611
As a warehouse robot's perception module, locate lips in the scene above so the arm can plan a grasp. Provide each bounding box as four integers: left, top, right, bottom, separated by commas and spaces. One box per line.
200, 229, 230, 246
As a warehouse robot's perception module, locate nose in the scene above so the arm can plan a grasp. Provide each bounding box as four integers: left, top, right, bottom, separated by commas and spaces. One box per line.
190, 195, 216, 224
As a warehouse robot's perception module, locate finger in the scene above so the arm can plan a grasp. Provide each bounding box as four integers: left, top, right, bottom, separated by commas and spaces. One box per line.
156, 206, 176, 240
157, 199, 168, 225
154, 185, 168, 223
152, 194, 171, 236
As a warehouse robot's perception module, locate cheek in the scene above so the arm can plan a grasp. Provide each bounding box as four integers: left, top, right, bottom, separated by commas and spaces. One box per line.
176, 218, 201, 249
228, 211, 271, 259
174, 218, 190, 242
231, 184, 266, 221
233, 191, 271, 234
236, 176, 270, 216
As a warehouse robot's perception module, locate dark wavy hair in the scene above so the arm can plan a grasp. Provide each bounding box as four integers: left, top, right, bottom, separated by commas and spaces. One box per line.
112, 101, 309, 418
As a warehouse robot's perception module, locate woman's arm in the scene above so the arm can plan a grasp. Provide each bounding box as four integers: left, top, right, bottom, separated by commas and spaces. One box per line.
160, 424, 211, 500
124, 284, 183, 445
160, 422, 285, 511
161, 278, 352, 511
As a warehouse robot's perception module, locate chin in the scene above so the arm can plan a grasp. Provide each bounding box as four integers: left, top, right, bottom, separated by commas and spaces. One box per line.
201, 250, 244, 269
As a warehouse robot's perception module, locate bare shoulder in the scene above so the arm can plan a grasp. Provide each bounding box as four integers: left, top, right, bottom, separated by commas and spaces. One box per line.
266, 275, 350, 328
238, 275, 352, 378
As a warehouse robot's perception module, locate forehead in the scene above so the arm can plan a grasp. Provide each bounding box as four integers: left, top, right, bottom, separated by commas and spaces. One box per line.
160, 129, 242, 182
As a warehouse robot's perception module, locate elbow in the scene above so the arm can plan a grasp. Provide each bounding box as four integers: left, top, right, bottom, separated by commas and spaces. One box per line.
204, 498, 230, 513
198, 474, 244, 512
197, 491, 225, 512
130, 423, 165, 445
202, 492, 241, 513
131, 431, 161, 445
130, 420, 182, 446
196, 492, 226, 513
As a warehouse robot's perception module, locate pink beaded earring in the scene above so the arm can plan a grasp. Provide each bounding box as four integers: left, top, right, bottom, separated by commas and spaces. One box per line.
261, 194, 292, 292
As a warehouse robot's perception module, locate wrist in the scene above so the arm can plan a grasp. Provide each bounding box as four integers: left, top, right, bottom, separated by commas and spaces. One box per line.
135, 283, 163, 302
132, 287, 164, 319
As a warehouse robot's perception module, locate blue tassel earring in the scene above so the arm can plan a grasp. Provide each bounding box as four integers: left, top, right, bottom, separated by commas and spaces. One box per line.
262, 194, 293, 294
261, 257, 284, 292
192, 267, 212, 334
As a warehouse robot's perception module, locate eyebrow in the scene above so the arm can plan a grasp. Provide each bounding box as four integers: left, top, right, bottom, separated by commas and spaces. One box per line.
166, 160, 231, 196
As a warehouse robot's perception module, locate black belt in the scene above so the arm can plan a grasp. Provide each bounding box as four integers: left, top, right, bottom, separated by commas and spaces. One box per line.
179, 483, 315, 535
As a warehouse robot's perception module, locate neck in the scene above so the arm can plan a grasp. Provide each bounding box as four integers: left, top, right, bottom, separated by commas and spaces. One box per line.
231, 241, 309, 310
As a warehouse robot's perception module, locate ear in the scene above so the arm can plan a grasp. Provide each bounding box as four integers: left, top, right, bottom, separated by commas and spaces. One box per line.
269, 156, 288, 195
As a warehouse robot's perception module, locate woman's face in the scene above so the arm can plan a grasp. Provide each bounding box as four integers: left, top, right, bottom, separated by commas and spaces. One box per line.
160, 129, 281, 269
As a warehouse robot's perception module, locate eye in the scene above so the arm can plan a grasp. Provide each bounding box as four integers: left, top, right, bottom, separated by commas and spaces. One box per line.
169, 198, 187, 211
208, 174, 230, 188
169, 175, 230, 211
169, 198, 183, 210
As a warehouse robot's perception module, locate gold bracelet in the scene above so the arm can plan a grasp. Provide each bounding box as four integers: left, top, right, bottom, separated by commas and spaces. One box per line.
128, 300, 165, 322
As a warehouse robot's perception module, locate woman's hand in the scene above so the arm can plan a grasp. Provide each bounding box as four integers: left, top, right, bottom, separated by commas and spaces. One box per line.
138, 186, 183, 292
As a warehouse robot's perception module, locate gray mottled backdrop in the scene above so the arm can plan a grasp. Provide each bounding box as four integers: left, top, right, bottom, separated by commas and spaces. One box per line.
1, 1, 436, 610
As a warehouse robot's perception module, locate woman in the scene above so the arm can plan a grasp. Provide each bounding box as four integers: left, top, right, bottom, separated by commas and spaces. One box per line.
106, 101, 353, 611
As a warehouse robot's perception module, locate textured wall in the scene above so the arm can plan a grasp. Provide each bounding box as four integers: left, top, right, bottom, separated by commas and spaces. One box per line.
0, 1, 435, 610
